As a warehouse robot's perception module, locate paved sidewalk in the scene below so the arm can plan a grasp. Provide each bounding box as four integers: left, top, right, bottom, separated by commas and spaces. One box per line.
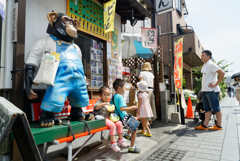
161, 97, 240, 161
53, 97, 239, 161
52, 119, 192, 161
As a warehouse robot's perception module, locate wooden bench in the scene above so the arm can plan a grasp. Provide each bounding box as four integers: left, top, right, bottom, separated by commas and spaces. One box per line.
29, 99, 137, 161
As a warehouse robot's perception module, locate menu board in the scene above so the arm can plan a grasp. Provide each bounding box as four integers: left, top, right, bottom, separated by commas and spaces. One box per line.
90, 46, 103, 87
67, 0, 110, 42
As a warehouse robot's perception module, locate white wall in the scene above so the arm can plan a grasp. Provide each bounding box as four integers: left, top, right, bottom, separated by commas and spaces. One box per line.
124, 18, 151, 35
0, 0, 14, 89
25, 0, 66, 59
25, 0, 66, 89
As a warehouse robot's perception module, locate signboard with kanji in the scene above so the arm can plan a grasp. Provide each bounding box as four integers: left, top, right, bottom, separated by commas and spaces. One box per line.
141, 27, 157, 48
67, 0, 111, 42
174, 37, 183, 89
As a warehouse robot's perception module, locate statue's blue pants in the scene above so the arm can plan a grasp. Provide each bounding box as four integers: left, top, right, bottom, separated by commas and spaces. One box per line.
40, 37, 89, 113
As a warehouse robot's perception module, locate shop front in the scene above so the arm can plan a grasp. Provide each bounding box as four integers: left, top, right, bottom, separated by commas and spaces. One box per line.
0, 0, 154, 159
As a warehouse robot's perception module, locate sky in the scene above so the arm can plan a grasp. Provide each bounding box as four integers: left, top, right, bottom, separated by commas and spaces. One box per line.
185, 0, 240, 77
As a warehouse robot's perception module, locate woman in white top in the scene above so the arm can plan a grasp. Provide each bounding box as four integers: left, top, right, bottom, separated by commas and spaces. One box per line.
233, 76, 240, 105
139, 62, 157, 127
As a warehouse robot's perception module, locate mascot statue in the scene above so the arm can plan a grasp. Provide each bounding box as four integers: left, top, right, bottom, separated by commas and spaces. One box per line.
25, 11, 93, 127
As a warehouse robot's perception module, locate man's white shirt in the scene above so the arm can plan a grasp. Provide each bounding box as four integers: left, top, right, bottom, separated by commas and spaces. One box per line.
201, 59, 220, 92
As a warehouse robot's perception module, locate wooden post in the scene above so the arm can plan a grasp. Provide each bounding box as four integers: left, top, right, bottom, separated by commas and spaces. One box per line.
12, 0, 26, 160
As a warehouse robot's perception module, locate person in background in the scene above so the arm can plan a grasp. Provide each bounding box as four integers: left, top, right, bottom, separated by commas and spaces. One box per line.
139, 62, 157, 128
137, 81, 153, 137
227, 85, 232, 97
233, 76, 240, 106
231, 85, 235, 97
94, 86, 128, 152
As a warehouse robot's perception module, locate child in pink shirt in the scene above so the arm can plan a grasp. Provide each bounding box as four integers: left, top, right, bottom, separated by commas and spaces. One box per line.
94, 86, 128, 152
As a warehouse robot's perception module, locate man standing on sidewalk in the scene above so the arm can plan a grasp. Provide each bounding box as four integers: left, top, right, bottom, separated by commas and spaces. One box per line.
195, 50, 225, 130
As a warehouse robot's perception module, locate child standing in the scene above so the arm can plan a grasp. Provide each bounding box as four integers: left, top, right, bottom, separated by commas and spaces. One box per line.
137, 81, 153, 137
111, 79, 140, 154
94, 86, 128, 152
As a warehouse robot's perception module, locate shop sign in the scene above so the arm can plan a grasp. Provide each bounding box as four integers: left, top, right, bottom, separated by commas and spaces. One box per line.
156, 0, 175, 15
0, 0, 6, 21
67, 0, 110, 42
141, 27, 157, 48
174, 37, 183, 89
111, 28, 119, 59
12, 3, 18, 43
104, 0, 116, 33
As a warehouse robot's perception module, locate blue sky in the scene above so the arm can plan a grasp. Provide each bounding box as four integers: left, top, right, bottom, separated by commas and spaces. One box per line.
185, 0, 240, 77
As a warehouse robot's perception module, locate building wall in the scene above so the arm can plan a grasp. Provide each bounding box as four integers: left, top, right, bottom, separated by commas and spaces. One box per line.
25, 0, 67, 89
194, 34, 203, 58
173, 33, 196, 56
171, 10, 186, 33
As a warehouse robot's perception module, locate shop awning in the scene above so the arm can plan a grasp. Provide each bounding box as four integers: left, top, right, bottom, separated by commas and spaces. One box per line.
121, 32, 142, 41
122, 41, 153, 59
183, 53, 203, 67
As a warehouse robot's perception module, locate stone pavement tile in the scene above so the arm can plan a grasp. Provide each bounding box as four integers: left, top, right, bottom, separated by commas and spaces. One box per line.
183, 140, 222, 147
225, 131, 238, 138
181, 156, 214, 161
221, 146, 239, 161
203, 138, 224, 143
171, 141, 200, 148
198, 135, 225, 140
206, 133, 225, 137
223, 137, 239, 148
175, 146, 221, 155
169, 144, 177, 149
199, 144, 222, 151
185, 151, 195, 157
181, 137, 204, 141
226, 126, 238, 131
193, 152, 220, 161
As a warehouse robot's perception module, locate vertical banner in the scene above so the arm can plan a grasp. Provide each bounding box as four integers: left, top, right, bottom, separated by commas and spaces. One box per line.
141, 27, 157, 48
104, 0, 116, 33
111, 28, 118, 59
0, 0, 6, 21
174, 37, 186, 108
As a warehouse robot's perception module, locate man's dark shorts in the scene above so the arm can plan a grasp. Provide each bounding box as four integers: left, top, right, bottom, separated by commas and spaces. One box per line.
202, 91, 221, 113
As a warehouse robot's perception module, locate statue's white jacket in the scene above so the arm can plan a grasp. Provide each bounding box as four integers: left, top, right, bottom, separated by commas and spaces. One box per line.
25, 36, 82, 67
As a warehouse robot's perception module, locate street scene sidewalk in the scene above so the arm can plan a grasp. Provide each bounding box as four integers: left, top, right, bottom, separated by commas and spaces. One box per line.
53, 96, 239, 161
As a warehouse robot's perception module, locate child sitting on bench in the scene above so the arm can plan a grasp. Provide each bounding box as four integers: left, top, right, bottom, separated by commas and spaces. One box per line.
94, 86, 128, 152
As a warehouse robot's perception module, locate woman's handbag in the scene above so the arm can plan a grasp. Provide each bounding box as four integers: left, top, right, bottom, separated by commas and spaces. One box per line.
33, 37, 60, 86
112, 96, 140, 132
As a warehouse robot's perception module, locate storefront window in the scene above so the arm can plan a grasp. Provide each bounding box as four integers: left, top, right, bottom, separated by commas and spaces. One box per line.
74, 35, 104, 88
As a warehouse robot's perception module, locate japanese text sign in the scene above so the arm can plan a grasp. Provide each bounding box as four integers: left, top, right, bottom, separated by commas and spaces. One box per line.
104, 0, 116, 33
174, 37, 183, 89
141, 27, 157, 48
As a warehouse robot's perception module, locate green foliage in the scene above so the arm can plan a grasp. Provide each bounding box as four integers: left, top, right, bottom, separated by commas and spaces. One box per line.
182, 78, 186, 89
184, 89, 198, 103
192, 59, 233, 98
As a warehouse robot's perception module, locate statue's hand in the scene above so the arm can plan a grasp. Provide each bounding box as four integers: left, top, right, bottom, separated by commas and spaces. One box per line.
25, 65, 38, 100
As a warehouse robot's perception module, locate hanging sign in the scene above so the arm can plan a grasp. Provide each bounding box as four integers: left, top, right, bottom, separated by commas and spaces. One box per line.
156, 0, 175, 15
111, 28, 119, 59
141, 27, 157, 48
67, 0, 110, 42
0, 0, 6, 21
104, 0, 116, 33
174, 37, 183, 89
